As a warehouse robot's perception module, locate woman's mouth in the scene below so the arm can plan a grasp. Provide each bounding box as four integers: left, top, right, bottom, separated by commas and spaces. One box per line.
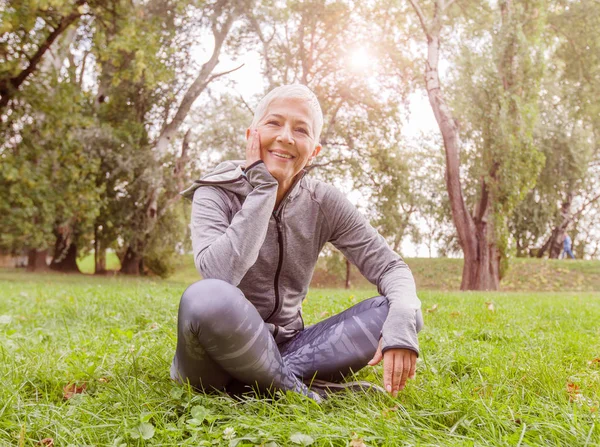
268, 150, 295, 160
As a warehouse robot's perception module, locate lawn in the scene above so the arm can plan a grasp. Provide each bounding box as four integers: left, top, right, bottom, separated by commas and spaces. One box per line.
0, 271, 599, 446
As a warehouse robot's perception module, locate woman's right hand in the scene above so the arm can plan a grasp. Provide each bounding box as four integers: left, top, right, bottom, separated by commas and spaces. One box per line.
245, 128, 262, 168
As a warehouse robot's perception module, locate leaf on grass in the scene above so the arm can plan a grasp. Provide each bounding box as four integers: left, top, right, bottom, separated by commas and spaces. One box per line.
485, 302, 495, 312
98, 377, 110, 383
587, 358, 600, 366
290, 432, 314, 446
170, 387, 184, 399
188, 405, 210, 425
381, 405, 399, 418
350, 433, 367, 447
318, 311, 330, 318
129, 422, 155, 440
35, 438, 54, 447
450, 311, 461, 317
566, 382, 582, 402
63, 382, 86, 400
426, 304, 438, 313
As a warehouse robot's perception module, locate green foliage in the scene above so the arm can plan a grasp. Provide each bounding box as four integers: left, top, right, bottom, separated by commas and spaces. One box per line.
0, 76, 102, 252
449, 1, 548, 274
510, 0, 600, 257
142, 202, 190, 278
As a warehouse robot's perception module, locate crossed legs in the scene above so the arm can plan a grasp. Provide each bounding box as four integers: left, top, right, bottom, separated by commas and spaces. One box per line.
170, 279, 421, 396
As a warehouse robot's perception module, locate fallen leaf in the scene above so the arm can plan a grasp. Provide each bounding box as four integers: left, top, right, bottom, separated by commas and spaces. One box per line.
566, 382, 582, 402
450, 311, 461, 317
63, 382, 86, 400
485, 301, 495, 312
150, 322, 159, 329
350, 434, 366, 447
587, 358, 600, 366
36, 439, 54, 447
381, 405, 399, 418
318, 311, 330, 318
426, 304, 438, 313
98, 377, 110, 383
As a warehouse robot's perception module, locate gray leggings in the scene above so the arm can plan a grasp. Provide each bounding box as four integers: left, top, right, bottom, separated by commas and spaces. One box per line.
171, 279, 397, 397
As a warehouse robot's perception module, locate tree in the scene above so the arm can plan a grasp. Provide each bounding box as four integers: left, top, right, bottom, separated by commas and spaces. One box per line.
404, 0, 546, 289
510, 0, 600, 259
0, 0, 96, 111
109, 0, 245, 275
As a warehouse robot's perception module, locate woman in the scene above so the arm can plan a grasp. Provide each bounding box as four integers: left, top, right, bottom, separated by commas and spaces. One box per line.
172, 84, 423, 401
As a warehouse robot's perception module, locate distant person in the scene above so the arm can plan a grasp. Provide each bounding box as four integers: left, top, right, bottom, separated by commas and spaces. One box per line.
562, 232, 575, 259
170, 84, 423, 402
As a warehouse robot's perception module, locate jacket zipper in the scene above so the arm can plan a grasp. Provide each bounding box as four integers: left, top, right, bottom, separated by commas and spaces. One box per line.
264, 171, 307, 323
266, 215, 284, 322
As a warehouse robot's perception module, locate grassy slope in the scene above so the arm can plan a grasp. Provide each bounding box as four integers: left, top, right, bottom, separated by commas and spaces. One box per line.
166, 255, 600, 292
0, 271, 599, 446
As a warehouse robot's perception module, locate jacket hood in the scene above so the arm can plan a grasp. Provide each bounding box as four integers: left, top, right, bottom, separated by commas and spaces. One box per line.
180, 160, 252, 200
181, 159, 308, 202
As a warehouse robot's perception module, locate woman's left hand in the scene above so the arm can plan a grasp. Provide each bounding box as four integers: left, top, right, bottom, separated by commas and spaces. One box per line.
368, 339, 416, 396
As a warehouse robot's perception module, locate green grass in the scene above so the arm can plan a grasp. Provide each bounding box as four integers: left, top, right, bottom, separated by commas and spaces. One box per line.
1, 271, 599, 446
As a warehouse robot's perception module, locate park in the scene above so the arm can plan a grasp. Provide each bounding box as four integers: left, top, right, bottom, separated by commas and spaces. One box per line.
1, 0, 600, 445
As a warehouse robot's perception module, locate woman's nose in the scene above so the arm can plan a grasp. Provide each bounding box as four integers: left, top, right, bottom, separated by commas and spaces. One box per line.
276, 125, 294, 144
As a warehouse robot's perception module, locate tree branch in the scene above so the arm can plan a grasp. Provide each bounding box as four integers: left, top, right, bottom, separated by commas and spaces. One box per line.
408, 0, 430, 38
206, 63, 245, 84
304, 158, 346, 172
444, 0, 457, 11
0, 2, 84, 109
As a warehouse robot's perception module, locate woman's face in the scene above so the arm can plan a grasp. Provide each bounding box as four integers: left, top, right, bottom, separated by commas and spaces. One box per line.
247, 96, 321, 189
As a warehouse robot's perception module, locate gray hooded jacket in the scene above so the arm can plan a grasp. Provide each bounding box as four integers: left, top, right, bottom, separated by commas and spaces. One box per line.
181, 160, 422, 355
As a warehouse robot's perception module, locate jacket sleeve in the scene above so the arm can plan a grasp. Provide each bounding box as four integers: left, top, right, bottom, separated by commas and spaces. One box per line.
191, 161, 278, 285
324, 186, 422, 355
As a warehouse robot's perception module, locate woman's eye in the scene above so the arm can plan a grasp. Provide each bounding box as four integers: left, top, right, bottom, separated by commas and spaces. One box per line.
266, 121, 280, 126
296, 128, 309, 135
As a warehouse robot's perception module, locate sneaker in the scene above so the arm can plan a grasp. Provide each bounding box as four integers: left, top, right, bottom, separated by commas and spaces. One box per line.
305, 379, 386, 397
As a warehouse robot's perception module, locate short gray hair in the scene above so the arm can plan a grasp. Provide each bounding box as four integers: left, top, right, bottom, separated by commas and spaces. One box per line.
250, 84, 324, 145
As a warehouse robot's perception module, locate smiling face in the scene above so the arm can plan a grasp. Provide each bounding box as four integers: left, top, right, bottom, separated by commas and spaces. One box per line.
247, 96, 322, 192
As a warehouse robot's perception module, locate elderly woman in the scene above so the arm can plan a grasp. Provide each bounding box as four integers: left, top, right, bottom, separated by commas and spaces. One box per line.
171, 84, 423, 401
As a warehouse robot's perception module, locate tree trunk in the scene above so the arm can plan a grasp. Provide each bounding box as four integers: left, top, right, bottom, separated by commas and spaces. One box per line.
50, 225, 81, 273
461, 218, 500, 290
27, 249, 49, 272
408, 0, 497, 290
50, 242, 80, 273
94, 227, 107, 274
537, 193, 573, 259
345, 258, 351, 289
120, 245, 143, 275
